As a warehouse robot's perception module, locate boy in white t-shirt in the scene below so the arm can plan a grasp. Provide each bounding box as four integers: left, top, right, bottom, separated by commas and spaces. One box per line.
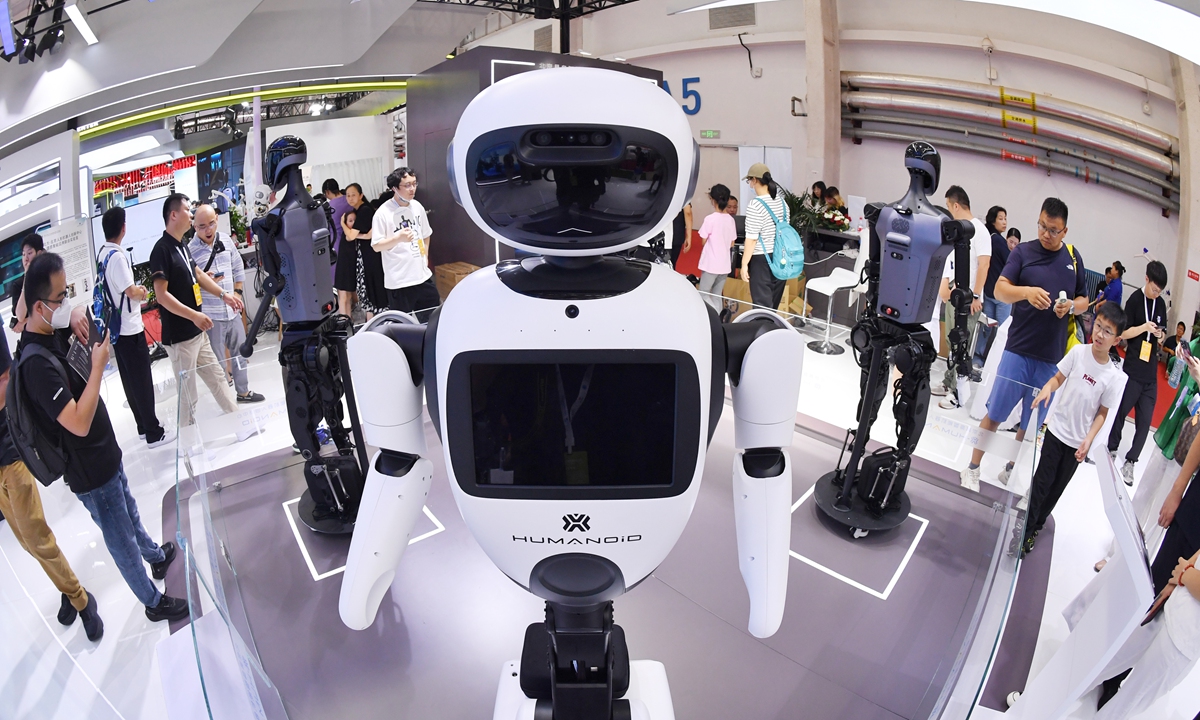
1017, 302, 1128, 557
371, 168, 440, 322
99, 207, 174, 448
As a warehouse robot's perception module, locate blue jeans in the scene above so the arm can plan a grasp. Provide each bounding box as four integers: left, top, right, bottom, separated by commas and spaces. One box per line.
974, 295, 1012, 368
76, 465, 165, 607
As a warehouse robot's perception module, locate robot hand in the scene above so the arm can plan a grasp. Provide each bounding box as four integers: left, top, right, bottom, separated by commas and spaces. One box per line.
726, 310, 804, 638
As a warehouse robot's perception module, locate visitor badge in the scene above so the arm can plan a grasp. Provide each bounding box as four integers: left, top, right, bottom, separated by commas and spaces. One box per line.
193, 283, 202, 305
1140, 341, 1152, 363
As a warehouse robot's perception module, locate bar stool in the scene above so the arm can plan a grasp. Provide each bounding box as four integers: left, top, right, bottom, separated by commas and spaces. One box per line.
803, 267, 861, 355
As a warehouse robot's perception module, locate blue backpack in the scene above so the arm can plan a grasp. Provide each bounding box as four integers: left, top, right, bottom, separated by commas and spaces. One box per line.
93, 248, 131, 342
755, 197, 805, 280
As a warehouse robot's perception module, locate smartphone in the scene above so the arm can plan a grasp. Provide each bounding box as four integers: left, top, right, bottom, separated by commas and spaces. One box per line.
212, 271, 226, 279
1180, 339, 1193, 364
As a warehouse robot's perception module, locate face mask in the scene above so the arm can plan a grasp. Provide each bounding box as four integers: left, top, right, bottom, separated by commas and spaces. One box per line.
42, 301, 71, 330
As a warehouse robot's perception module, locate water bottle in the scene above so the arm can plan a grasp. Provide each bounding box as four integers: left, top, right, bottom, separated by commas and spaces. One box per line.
1170, 356, 1186, 389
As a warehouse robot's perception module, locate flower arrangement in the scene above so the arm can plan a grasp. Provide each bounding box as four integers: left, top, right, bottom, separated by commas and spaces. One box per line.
784, 191, 852, 234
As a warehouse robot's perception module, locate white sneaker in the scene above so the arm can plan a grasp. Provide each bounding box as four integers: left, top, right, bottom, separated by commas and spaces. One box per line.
147, 426, 177, 449
931, 383, 950, 397
938, 392, 960, 410
176, 425, 202, 458
960, 466, 981, 492
1121, 461, 1135, 487
997, 462, 1014, 486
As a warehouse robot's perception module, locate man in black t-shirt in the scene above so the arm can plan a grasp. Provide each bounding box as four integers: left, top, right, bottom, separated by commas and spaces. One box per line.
149, 194, 244, 430
17, 252, 188, 623
1107, 261, 1169, 486
9, 232, 45, 332
0, 323, 103, 640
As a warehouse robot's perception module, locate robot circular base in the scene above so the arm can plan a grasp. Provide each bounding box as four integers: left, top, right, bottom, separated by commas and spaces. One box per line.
297, 491, 356, 535
812, 472, 910, 535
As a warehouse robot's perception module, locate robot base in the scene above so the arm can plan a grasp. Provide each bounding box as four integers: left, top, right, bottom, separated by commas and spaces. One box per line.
493, 660, 675, 720
812, 472, 910, 538
297, 490, 355, 535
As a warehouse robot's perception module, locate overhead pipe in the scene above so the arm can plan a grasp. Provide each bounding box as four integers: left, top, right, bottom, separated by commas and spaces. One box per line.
843, 72, 1177, 155
845, 111, 1179, 193
843, 91, 1178, 178
844, 126, 1180, 212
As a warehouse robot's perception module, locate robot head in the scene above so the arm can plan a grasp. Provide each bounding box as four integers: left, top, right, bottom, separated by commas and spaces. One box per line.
251, 184, 275, 218
904, 141, 941, 195
265, 135, 306, 190
449, 67, 698, 257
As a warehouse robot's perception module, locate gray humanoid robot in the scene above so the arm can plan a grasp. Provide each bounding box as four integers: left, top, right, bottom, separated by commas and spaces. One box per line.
240, 136, 369, 534
813, 141, 975, 538
336, 67, 806, 719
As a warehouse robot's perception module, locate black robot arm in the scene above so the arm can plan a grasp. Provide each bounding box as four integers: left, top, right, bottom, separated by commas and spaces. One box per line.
239, 213, 286, 358
943, 219, 976, 382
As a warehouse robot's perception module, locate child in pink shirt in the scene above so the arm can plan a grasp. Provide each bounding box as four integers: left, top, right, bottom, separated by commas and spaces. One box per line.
694, 183, 736, 312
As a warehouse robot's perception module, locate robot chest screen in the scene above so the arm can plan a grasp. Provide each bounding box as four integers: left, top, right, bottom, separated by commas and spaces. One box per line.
444, 347, 703, 500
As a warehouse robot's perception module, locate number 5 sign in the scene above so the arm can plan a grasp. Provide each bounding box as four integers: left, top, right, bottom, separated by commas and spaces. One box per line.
661, 77, 702, 116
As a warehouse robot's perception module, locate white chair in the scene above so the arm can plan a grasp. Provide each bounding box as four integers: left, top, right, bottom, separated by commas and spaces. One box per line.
803, 266, 861, 355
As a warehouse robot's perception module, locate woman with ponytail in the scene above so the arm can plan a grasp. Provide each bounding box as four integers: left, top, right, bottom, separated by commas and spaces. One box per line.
739, 163, 788, 309
694, 183, 737, 312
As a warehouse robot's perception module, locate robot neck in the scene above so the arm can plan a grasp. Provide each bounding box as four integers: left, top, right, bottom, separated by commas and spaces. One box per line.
898, 175, 937, 215
279, 168, 312, 208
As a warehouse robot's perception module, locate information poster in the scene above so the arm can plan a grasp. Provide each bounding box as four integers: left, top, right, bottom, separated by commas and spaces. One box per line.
41, 216, 95, 307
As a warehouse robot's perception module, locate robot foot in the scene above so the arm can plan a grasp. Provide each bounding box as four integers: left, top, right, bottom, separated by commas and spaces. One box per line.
297, 490, 355, 535
493, 659, 675, 720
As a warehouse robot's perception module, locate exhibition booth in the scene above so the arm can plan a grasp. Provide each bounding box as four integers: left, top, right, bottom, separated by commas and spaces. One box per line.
1, 2, 1199, 720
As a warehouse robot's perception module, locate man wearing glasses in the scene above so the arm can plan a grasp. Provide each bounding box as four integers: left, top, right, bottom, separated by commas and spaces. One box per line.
961, 198, 1089, 492
372, 168, 440, 323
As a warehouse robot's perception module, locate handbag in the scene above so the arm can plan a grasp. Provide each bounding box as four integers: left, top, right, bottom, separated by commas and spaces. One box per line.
1064, 244, 1084, 352
1173, 411, 1200, 464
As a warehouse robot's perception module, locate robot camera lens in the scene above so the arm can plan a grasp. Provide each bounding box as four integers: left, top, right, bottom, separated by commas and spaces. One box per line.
535, 131, 552, 146
565, 305, 579, 318
591, 132, 609, 146
566, 134, 576, 144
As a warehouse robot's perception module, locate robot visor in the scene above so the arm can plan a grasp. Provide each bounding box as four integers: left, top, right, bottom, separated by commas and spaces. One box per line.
464, 125, 680, 252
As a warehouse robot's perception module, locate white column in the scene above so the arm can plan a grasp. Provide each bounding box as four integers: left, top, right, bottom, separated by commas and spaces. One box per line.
1170, 55, 1200, 326
803, 0, 840, 191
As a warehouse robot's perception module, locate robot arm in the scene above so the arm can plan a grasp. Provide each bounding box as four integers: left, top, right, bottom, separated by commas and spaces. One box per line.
339, 312, 433, 631
944, 221, 976, 382
725, 310, 805, 638
239, 213, 285, 358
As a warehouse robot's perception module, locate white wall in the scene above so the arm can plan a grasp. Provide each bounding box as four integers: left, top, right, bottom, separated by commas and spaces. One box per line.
0, 131, 80, 239
266, 115, 394, 197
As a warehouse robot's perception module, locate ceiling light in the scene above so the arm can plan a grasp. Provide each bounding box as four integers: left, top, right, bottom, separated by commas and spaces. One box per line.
19, 38, 35, 64
0, 0, 15, 55
577, 50, 592, 56
65, 1, 99, 45
80, 135, 163, 170
94, 153, 173, 176
614, 56, 627, 62
961, 0, 1200, 66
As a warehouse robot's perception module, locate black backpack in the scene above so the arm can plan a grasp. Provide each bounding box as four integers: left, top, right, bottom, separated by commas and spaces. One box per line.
6, 343, 69, 487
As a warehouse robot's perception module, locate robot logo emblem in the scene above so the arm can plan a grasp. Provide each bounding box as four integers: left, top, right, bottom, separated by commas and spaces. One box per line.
562, 514, 591, 532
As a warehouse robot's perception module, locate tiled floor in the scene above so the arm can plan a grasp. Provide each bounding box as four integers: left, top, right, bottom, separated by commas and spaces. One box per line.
1, 319, 1197, 720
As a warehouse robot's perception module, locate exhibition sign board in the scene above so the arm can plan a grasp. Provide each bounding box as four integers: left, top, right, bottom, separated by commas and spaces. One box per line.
1006, 453, 1154, 718
41, 215, 94, 307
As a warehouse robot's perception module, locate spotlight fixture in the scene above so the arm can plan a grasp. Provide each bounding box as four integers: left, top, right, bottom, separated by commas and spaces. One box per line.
36, 26, 64, 56
18, 37, 35, 64
173, 118, 185, 140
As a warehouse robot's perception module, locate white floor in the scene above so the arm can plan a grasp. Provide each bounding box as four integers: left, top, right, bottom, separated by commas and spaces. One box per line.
1, 319, 1197, 720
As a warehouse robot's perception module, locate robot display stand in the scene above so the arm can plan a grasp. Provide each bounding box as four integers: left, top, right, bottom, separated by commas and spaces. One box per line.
336, 68, 805, 720
239, 137, 369, 535
813, 142, 975, 538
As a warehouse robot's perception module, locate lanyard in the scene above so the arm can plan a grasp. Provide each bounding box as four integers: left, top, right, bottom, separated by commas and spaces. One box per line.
1145, 293, 1155, 341
555, 364, 595, 453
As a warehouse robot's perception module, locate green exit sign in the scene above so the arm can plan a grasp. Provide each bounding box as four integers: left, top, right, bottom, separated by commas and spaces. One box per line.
700, 130, 720, 139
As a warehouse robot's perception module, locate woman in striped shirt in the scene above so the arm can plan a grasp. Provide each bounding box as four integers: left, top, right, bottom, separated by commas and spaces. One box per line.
739, 163, 789, 310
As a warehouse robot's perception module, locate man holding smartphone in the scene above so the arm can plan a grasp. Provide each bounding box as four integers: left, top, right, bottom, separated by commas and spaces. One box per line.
188, 204, 263, 404
1108, 260, 1170, 486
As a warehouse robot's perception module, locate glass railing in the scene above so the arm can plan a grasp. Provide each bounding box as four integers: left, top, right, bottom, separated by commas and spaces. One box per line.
158, 270, 1068, 719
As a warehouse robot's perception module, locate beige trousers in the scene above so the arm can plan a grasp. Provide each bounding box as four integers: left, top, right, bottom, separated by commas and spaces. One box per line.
167, 331, 237, 426
0, 461, 89, 611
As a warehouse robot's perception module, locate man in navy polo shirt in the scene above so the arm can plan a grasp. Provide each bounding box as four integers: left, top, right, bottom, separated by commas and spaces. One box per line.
960, 197, 1089, 491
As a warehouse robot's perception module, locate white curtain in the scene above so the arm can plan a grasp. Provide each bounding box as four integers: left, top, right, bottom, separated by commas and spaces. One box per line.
309, 156, 388, 201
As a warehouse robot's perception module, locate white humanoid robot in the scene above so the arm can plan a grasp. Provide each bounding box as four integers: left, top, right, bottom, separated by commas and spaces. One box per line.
338, 67, 805, 719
